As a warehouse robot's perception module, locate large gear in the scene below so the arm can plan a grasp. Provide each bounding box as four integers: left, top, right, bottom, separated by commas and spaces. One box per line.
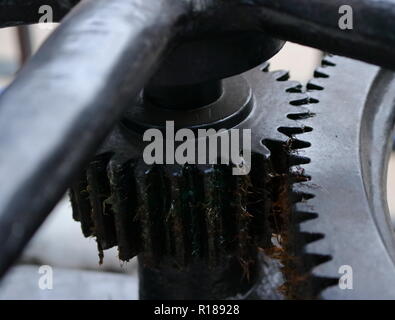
291, 55, 395, 299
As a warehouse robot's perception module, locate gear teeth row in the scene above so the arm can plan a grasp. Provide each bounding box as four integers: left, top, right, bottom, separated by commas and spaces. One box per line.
260, 59, 339, 299
70, 156, 272, 269
289, 56, 339, 298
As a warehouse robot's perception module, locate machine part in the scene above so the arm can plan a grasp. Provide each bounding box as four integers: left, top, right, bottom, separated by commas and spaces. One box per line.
0, 0, 395, 300
70, 66, 322, 299
3, 0, 395, 71
123, 75, 253, 131
289, 55, 395, 299
147, 31, 285, 86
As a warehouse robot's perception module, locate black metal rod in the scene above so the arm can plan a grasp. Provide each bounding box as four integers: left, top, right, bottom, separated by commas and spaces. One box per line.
4, 0, 395, 71
0, 0, 187, 277
0, 0, 80, 28
242, 0, 395, 70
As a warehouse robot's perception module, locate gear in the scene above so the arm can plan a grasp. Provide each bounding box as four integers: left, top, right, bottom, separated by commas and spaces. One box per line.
70, 65, 318, 298
287, 55, 395, 299
71, 54, 395, 299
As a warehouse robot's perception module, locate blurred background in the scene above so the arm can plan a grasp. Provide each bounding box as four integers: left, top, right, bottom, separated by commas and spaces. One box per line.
0, 25, 393, 299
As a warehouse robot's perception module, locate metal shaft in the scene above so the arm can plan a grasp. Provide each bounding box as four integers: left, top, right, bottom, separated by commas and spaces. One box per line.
144, 81, 223, 110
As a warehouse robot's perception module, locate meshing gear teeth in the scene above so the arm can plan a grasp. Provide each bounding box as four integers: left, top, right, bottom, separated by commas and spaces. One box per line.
70, 66, 321, 298
71, 159, 271, 268
288, 55, 395, 299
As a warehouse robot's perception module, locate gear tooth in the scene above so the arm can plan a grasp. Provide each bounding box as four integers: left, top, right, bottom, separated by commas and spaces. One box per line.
260, 61, 270, 72
108, 159, 140, 261
289, 94, 310, 106
86, 153, 117, 250
262, 139, 289, 173
306, 81, 324, 92
288, 139, 311, 151
278, 126, 313, 138
313, 68, 330, 79
321, 57, 336, 68
285, 81, 303, 93
165, 166, 192, 268
135, 164, 168, 266
276, 121, 307, 134
288, 154, 310, 166
248, 154, 272, 248
202, 165, 231, 267
181, 165, 207, 260
230, 172, 256, 270
272, 70, 290, 81
251, 136, 270, 158
70, 174, 94, 237
287, 110, 316, 121
294, 201, 316, 216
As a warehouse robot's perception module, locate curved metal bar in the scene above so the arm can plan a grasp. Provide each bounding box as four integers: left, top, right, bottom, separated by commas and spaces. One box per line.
0, 0, 80, 28
3, 0, 395, 71
0, 0, 188, 277
238, 0, 395, 70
